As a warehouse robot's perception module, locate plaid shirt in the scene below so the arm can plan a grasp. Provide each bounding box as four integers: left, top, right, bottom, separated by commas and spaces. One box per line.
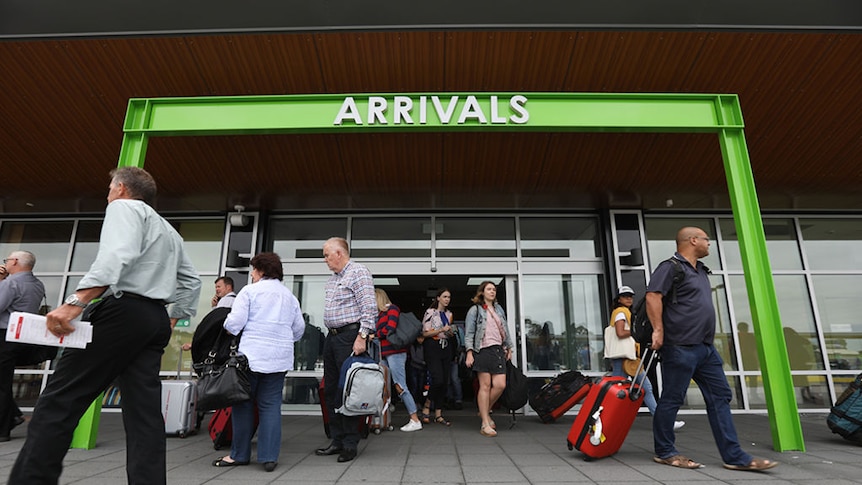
323, 260, 376, 333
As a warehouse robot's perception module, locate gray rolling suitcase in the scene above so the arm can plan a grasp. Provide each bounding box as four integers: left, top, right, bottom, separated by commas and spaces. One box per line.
162, 348, 197, 438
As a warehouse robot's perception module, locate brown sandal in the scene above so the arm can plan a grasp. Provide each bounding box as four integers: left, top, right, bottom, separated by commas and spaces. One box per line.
723, 458, 778, 471
653, 455, 703, 469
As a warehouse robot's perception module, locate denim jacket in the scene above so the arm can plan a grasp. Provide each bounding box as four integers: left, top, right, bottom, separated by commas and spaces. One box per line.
464, 302, 513, 352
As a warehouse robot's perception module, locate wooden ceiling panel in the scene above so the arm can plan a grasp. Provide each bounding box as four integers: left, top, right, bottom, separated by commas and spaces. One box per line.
1, 30, 861, 213
444, 31, 577, 91
183, 34, 324, 95
315, 32, 446, 93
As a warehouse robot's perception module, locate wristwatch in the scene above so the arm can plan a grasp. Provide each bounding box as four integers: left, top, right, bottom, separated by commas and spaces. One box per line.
359, 330, 369, 340
64, 294, 88, 308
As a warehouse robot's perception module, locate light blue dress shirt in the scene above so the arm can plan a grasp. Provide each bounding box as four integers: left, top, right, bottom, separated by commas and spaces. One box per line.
77, 199, 201, 319
224, 278, 306, 373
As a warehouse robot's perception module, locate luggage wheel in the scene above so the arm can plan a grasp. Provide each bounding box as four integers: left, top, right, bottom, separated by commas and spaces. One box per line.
566, 441, 573, 451
387, 425, 394, 431
373, 428, 382, 435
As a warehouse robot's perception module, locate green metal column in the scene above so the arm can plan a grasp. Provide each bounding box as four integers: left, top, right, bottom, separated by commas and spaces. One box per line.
716, 97, 804, 451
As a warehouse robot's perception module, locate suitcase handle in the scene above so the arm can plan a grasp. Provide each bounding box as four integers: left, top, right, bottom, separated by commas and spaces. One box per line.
629, 347, 658, 400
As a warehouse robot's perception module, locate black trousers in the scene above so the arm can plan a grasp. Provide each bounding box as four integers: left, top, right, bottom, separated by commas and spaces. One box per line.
423, 338, 452, 408
9, 295, 172, 485
0, 341, 31, 438
322, 326, 362, 450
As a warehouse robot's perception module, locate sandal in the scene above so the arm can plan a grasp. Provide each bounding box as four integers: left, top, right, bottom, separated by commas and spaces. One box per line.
480, 424, 497, 437
212, 457, 250, 467
653, 455, 704, 469
420, 412, 431, 424
723, 458, 778, 472
434, 415, 451, 426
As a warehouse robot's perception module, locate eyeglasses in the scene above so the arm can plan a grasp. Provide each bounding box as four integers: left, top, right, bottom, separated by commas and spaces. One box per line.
2, 258, 17, 264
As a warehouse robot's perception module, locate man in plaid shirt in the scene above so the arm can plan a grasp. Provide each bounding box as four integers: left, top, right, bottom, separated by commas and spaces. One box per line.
315, 237, 377, 463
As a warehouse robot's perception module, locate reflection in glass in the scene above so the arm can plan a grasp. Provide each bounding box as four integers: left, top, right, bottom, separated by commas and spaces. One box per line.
351, 217, 431, 258
709, 275, 735, 371
521, 274, 604, 372
289, 275, 329, 372
730, 274, 822, 369
269, 218, 346, 259
800, 218, 862, 271
70, 221, 102, 272
436, 217, 516, 258
169, 220, 224, 273
681, 376, 744, 410
812, 275, 862, 372
719, 218, 802, 271
644, 218, 720, 271
0, 221, 74, 272
519, 217, 600, 258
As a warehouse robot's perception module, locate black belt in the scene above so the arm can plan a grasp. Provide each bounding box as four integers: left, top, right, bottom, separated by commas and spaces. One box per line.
328, 322, 360, 335
122, 292, 167, 306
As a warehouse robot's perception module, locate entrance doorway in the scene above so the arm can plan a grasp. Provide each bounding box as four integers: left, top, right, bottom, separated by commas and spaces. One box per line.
376, 274, 507, 323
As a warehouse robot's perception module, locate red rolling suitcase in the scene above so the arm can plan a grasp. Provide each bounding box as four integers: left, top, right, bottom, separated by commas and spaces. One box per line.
566, 349, 657, 459
208, 406, 260, 450
529, 370, 593, 423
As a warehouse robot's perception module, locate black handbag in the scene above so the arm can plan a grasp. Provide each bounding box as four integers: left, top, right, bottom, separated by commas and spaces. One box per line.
194, 335, 251, 411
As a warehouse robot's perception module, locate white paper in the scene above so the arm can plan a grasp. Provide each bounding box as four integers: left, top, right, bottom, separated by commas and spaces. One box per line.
6, 312, 92, 349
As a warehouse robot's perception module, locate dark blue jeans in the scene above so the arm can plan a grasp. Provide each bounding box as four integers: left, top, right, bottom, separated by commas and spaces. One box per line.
654, 343, 752, 466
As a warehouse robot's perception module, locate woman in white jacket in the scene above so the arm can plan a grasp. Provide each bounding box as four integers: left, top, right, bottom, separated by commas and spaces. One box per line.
212, 252, 305, 472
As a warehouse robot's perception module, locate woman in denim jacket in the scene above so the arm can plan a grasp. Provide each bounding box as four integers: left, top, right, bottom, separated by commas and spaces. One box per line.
465, 281, 513, 437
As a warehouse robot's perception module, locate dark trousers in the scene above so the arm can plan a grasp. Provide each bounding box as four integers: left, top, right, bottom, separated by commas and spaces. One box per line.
423, 338, 452, 408
322, 326, 362, 450
0, 341, 29, 438
9, 296, 172, 485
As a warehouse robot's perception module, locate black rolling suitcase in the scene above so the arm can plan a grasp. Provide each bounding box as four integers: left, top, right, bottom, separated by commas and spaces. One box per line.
529, 370, 592, 423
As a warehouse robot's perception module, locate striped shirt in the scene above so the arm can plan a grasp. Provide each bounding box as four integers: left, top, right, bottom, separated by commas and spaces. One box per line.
323, 260, 376, 333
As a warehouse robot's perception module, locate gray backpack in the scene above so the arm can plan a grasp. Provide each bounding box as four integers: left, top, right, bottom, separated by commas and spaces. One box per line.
336, 354, 384, 416
387, 312, 423, 349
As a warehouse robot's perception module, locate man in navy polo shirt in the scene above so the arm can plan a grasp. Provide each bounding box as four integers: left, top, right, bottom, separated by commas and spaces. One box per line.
646, 226, 778, 472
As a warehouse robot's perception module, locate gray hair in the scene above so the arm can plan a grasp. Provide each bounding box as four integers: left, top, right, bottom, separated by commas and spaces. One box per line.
10, 250, 35, 269
110, 167, 157, 205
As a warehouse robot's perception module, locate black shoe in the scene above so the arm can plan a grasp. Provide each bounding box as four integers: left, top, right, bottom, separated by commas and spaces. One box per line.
337, 449, 357, 463
263, 461, 277, 472
212, 458, 249, 467
0, 435, 10, 442
11, 416, 24, 429
453, 401, 463, 410
315, 444, 343, 456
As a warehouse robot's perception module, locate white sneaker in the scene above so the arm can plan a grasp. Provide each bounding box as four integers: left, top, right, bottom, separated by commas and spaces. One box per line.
400, 420, 422, 432
674, 421, 686, 431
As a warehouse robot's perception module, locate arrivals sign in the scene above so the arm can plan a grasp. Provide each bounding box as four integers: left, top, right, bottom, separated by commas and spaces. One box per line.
333, 95, 529, 126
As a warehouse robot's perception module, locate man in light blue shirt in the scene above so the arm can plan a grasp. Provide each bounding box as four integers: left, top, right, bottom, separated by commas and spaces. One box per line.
9, 167, 201, 485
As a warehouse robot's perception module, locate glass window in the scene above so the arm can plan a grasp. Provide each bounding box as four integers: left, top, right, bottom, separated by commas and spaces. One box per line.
644, 218, 720, 271
351, 217, 431, 258
521, 274, 604, 372
710, 275, 734, 371
70, 221, 102, 272
613, 213, 642, 257
436, 217, 516, 258
169, 220, 224, 273
730, 275, 821, 368
269, 218, 347, 259
800, 218, 862, 271
719, 218, 802, 271
520, 217, 600, 258
288, 275, 329, 371
0, 221, 74, 272
812, 275, 862, 371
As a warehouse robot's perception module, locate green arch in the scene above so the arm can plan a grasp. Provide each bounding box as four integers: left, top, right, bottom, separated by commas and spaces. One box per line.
119, 92, 804, 451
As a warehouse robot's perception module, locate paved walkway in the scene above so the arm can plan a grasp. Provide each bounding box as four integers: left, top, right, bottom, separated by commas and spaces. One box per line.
0, 410, 857, 484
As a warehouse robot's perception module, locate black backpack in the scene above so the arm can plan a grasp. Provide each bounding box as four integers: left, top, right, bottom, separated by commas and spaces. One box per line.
498, 361, 529, 411
630, 258, 685, 346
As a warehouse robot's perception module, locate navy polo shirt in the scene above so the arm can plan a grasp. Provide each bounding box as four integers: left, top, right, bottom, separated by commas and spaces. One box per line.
646, 253, 715, 346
